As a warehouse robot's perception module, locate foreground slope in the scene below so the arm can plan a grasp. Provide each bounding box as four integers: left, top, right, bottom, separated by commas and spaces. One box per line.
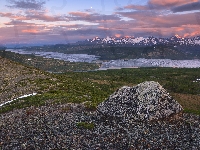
0, 95, 199, 149
0, 56, 200, 149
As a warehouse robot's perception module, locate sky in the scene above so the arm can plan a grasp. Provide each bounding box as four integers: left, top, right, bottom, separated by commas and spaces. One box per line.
0, 0, 200, 46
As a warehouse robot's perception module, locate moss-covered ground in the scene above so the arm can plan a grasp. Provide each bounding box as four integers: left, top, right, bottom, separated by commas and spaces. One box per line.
1, 67, 200, 115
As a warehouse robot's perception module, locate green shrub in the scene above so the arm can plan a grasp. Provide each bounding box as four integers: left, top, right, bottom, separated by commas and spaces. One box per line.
76, 122, 95, 130
183, 109, 200, 115
83, 101, 97, 111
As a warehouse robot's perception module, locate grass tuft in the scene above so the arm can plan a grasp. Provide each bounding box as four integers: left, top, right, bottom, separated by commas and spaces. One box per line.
76, 122, 95, 130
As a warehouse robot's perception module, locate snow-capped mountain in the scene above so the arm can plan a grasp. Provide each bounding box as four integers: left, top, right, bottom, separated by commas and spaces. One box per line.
82, 35, 200, 46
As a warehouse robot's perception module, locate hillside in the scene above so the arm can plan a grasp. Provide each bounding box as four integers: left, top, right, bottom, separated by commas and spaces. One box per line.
0, 62, 200, 149
0, 56, 50, 105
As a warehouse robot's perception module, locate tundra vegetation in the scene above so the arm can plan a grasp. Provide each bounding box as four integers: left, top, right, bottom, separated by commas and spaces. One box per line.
0, 58, 200, 115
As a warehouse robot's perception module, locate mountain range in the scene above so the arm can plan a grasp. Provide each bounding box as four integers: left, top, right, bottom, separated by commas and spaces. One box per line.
2, 35, 200, 61
79, 35, 200, 46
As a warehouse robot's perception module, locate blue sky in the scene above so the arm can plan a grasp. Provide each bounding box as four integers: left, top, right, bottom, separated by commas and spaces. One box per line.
0, 0, 200, 46
45, 0, 148, 13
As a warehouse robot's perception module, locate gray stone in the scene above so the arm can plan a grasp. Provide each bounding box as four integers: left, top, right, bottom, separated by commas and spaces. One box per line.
97, 81, 183, 122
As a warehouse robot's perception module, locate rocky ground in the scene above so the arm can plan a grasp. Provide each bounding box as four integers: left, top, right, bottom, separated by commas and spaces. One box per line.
97, 81, 183, 122
0, 103, 199, 150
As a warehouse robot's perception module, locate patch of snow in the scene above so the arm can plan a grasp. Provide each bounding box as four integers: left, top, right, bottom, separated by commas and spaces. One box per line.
0, 93, 37, 107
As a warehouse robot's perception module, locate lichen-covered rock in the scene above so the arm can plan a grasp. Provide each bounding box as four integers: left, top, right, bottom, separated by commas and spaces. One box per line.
97, 81, 183, 122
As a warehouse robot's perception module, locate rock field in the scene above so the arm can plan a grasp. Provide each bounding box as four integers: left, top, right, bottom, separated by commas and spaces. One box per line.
0, 81, 200, 149
0, 103, 199, 149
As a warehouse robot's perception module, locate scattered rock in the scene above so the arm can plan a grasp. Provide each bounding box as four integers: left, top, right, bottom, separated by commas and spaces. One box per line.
97, 81, 183, 122
0, 104, 199, 149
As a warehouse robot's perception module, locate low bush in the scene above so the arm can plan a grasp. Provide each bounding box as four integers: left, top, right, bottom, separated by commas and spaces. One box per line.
76, 122, 95, 130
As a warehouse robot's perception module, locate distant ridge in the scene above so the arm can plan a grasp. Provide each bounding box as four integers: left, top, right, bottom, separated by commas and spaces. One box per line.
77, 35, 200, 46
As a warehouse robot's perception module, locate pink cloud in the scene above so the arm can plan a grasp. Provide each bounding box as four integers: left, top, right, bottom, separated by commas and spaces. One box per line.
0, 10, 66, 22
68, 12, 90, 17
117, 10, 200, 28
124, 4, 148, 10
115, 34, 121, 38
22, 29, 39, 33
0, 12, 14, 18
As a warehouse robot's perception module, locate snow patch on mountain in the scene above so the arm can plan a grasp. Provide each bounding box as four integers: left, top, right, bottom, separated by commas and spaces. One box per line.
86, 36, 200, 46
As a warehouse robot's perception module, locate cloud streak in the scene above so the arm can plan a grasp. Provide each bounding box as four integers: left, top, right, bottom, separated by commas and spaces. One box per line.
171, 2, 200, 12
68, 11, 121, 23
7, 0, 46, 10
116, 4, 149, 11
148, 0, 198, 8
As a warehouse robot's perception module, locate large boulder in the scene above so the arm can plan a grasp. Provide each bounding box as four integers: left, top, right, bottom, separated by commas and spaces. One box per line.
97, 81, 183, 122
